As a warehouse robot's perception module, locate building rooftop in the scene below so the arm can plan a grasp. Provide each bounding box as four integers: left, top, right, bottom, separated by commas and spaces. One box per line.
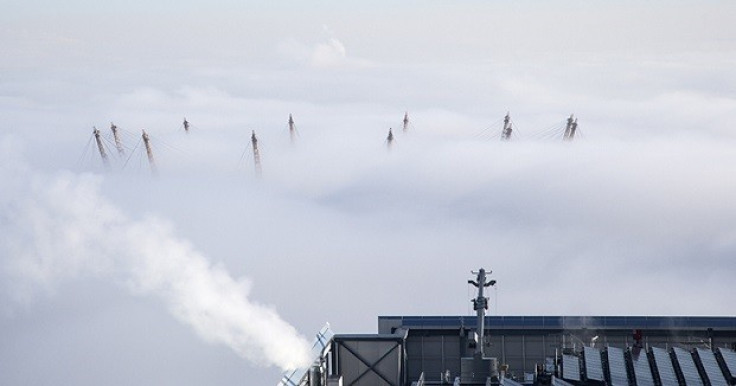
379, 315, 736, 331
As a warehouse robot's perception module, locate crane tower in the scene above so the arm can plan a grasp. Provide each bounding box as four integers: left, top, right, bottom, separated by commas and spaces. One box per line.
110, 123, 125, 155
288, 114, 296, 144
93, 127, 110, 168
251, 130, 262, 177
141, 129, 157, 175
501, 113, 513, 141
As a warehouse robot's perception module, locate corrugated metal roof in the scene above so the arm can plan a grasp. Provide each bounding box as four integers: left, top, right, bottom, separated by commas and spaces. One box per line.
673, 347, 703, 386
696, 347, 728, 386
606, 346, 629, 386
653, 347, 679, 386
632, 352, 656, 386
719, 347, 736, 378
583, 346, 604, 381
562, 354, 581, 381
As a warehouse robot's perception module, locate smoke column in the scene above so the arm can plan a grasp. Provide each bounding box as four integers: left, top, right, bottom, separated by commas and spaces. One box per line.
0, 142, 312, 371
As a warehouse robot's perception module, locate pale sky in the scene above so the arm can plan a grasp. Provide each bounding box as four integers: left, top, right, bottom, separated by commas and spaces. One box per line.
2, 1, 736, 385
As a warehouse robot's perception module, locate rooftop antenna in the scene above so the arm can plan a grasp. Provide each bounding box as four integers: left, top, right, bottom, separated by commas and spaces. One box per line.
288, 114, 296, 144
461, 268, 499, 384
93, 127, 110, 168
183, 117, 190, 133
141, 129, 157, 175
251, 130, 262, 177
563, 114, 574, 141
402, 112, 409, 133
501, 112, 513, 141
386, 128, 394, 150
110, 123, 125, 155
468, 268, 496, 357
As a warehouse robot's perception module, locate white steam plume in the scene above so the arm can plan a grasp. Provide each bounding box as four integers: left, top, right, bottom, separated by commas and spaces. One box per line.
0, 148, 311, 371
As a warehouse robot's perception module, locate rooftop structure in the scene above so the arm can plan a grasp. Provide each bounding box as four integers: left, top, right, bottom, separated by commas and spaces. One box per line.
281, 268, 736, 386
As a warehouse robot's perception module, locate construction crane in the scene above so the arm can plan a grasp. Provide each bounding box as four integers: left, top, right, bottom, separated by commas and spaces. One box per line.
288, 114, 296, 144
110, 122, 125, 155
93, 127, 110, 168
251, 130, 262, 177
563, 114, 575, 141
568, 118, 578, 140
501, 112, 513, 141
141, 129, 157, 175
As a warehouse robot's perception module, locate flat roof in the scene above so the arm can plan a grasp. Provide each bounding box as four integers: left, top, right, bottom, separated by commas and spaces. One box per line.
379, 316, 736, 331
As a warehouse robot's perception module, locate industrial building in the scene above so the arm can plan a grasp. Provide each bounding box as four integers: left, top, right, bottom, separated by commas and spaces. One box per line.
280, 269, 736, 386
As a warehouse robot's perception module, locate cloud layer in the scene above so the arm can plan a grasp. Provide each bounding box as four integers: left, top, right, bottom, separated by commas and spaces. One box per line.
2, 2, 736, 385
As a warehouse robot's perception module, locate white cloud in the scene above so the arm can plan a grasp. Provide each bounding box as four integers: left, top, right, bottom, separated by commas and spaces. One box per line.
276, 25, 372, 69
276, 26, 373, 70
310, 37, 348, 68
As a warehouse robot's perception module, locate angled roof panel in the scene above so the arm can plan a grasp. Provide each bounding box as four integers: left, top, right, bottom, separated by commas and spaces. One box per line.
718, 348, 736, 378
562, 354, 581, 381
552, 376, 577, 386
606, 346, 629, 386
653, 347, 679, 386
500, 376, 525, 386
633, 351, 656, 386
673, 347, 703, 386
696, 348, 728, 386
584, 346, 604, 381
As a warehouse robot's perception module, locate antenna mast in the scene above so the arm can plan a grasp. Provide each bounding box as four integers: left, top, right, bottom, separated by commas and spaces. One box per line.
468, 268, 496, 357
110, 123, 125, 155
141, 129, 157, 175
93, 127, 110, 168
402, 112, 409, 133
183, 117, 190, 133
251, 130, 262, 177
386, 128, 394, 150
288, 114, 296, 144
501, 113, 513, 141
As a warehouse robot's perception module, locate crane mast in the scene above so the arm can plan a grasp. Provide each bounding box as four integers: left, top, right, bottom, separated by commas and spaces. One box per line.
93, 127, 109, 168
110, 123, 124, 155
501, 113, 513, 140
288, 114, 296, 144
251, 130, 262, 177
569, 118, 578, 140
141, 129, 157, 175
562, 114, 574, 141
